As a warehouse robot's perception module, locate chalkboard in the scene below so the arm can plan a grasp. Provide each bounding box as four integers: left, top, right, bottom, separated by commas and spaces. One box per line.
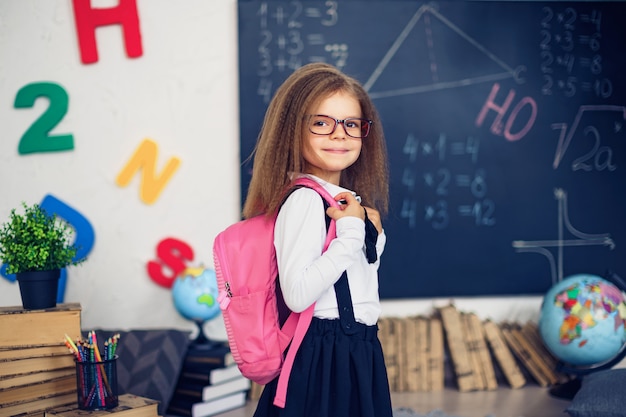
237, 1, 626, 298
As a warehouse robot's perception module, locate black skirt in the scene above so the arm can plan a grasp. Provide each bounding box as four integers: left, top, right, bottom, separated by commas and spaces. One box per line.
253, 317, 393, 417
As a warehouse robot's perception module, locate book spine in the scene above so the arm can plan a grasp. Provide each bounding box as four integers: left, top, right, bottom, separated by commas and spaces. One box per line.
417, 317, 430, 392
466, 313, 498, 390
482, 320, 526, 389
462, 313, 485, 391
393, 318, 407, 392
427, 317, 445, 391
403, 317, 420, 392
506, 323, 560, 386
0, 375, 76, 406
520, 322, 568, 384
0, 305, 82, 349
439, 305, 476, 392
378, 318, 400, 392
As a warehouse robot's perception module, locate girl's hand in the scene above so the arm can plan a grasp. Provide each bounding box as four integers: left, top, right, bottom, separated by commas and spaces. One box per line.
326, 192, 365, 221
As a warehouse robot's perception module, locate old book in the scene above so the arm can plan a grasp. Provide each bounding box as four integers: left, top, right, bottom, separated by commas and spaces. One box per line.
427, 316, 445, 391
465, 313, 498, 390
482, 320, 526, 389
507, 323, 559, 386
402, 317, 420, 392
520, 322, 568, 384
45, 394, 159, 416
392, 317, 408, 392
0, 303, 82, 349
0, 391, 76, 416
520, 322, 557, 368
378, 317, 400, 391
0, 344, 70, 361
0, 374, 76, 406
416, 317, 429, 391
0, 367, 75, 390
461, 313, 485, 390
0, 352, 75, 378
438, 305, 476, 392
500, 323, 549, 387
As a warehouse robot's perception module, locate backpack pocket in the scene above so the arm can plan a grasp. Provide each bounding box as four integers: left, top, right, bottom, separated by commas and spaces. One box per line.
222, 286, 290, 384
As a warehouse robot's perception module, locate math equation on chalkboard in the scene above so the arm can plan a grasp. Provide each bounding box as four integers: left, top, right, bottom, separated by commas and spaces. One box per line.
238, 1, 626, 298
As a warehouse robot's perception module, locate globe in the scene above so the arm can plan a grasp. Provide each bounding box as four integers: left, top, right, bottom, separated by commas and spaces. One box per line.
172, 266, 221, 345
539, 273, 626, 368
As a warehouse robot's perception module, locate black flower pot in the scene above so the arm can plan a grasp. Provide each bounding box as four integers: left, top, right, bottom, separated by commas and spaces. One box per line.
16, 269, 61, 310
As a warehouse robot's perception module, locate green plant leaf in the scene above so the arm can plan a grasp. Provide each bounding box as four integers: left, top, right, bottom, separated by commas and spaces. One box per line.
0, 202, 86, 274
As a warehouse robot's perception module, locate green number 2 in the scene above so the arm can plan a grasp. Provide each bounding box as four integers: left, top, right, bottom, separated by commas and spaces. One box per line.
14, 82, 74, 154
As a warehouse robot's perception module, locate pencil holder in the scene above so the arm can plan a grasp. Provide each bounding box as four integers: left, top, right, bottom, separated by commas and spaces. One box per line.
75, 355, 119, 410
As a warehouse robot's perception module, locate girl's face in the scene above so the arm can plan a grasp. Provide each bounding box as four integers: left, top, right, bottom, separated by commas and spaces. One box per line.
302, 91, 363, 185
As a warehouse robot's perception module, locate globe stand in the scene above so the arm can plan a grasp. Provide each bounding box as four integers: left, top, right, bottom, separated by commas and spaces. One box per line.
549, 343, 626, 400
548, 378, 582, 400
190, 319, 221, 350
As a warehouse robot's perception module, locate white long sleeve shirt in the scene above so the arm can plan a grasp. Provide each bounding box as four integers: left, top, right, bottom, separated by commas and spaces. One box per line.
274, 175, 386, 326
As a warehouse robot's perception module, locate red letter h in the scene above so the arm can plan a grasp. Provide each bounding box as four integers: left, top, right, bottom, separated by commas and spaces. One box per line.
72, 0, 143, 64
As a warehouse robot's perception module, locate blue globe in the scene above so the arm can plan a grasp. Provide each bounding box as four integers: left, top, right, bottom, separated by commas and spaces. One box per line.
538, 273, 626, 367
172, 267, 221, 322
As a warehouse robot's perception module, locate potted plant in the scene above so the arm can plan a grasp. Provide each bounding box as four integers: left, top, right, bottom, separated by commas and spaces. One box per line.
0, 202, 85, 309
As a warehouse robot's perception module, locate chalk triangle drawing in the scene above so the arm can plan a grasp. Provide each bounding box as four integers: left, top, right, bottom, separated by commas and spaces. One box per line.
364, 4, 524, 99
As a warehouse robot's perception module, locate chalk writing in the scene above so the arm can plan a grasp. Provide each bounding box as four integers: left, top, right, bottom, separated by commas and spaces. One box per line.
540, 6, 613, 99
254, 1, 345, 103
513, 188, 614, 286
238, 1, 626, 298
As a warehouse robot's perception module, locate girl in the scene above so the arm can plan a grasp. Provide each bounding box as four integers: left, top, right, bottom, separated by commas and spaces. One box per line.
244, 62, 392, 417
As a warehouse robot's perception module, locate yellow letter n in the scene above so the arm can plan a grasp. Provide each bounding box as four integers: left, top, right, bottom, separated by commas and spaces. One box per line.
116, 139, 181, 205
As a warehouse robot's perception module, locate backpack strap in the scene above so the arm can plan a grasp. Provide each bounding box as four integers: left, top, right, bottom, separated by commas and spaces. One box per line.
273, 177, 338, 408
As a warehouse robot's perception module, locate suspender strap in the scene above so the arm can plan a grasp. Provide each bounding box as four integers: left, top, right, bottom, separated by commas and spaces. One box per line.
334, 271, 358, 334
274, 271, 356, 407
336, 208, 378, 334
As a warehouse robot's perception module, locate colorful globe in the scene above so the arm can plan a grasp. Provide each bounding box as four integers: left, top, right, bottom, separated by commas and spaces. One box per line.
172, 267, 221, 322
538, 273, 626, 367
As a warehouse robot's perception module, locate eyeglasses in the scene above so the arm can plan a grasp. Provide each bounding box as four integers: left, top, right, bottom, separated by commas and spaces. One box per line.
306, 114, 372, 138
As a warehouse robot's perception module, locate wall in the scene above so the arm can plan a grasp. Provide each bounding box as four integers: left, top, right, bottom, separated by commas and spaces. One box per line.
0, 0, 545, 341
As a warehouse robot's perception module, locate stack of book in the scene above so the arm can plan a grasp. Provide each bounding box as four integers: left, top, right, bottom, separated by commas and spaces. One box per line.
378, 304, 569, 393
440, 305, 568, 390
0, 303, 82, 416
438, 305, 500, 392
499, 321, 569, 387
378, 315, 445, 392
167, 341, 250, 417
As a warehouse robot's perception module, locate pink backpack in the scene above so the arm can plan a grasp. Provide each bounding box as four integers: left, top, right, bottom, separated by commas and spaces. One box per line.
213, 177, 338, 408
